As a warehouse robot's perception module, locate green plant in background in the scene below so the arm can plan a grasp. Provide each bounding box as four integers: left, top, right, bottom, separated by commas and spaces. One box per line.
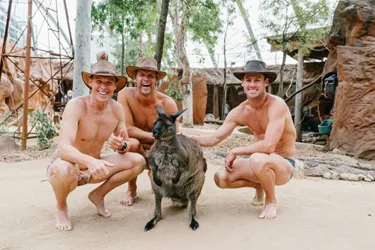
165, 88, 184, 102
31, 110, 57, 149
0, 111, 11, 135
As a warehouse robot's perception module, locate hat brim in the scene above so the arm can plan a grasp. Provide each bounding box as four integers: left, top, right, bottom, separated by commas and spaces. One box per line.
81, 71, 127, 93
233, 71, 277, 83
126, 65, 166, 80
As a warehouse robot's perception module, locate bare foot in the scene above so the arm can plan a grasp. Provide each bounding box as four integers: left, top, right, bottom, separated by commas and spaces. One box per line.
55, 208, 72, 231
258, 202, 277, 219
88, 191, 111, 218
120, 189, 137, 206
252, 189, 264, 206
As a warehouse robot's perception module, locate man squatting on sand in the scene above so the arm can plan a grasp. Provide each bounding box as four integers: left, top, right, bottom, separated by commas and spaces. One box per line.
117, 57, 179, 206
47, 60, 146, 231
192, 60, 297, 219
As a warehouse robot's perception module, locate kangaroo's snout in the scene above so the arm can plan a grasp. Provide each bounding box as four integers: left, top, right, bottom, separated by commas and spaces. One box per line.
152, 128, 161, 139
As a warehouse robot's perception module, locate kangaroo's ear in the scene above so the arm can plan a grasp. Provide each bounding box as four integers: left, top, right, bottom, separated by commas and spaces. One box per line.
156, 106, 165, 117
171, 109, 187, 122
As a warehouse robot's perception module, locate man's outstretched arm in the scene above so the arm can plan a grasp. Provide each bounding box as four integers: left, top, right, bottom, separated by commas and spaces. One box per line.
192, 109, 238, 147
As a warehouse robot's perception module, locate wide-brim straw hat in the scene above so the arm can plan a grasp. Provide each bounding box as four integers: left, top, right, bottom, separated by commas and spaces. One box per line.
81, 60, 127, 93
233, 60, 277, 83
126, 57, 166, 80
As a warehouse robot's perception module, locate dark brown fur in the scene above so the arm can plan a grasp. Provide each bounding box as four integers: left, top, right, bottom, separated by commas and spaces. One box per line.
144, 107, 207, 231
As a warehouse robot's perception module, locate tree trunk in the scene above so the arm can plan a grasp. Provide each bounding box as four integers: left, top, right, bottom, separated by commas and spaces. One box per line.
213, 85, 219, 118
235, 0, 262, 61
277, 43, 287, 97
222, 18, 229, 120
121, 22, 125, 75
205, 41, 218, 67
139, 31, 143, 58
294, 47, 304, 142
182, 74, 193, 126
72, 0, 92, 98
170, 2, 193, 125
154, 0, 170, 70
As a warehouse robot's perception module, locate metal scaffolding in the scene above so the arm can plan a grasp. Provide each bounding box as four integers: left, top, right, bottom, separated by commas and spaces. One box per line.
0, 0, 74, 149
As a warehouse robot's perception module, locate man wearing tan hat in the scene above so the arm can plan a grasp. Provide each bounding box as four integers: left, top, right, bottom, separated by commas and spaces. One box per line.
47, 59, 146, 231
117, 57, 178, 206
192, 60, 296, 219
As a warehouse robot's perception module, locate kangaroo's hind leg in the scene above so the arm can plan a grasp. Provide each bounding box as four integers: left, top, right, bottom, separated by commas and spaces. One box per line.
188, 193, 200, 230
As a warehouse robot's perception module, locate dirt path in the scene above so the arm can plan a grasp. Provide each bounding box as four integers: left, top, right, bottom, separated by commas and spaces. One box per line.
1, 158, 374, 250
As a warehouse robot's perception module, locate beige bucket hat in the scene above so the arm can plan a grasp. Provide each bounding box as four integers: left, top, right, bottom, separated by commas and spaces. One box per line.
81, 60, 127, 93
126, 57, 166, 80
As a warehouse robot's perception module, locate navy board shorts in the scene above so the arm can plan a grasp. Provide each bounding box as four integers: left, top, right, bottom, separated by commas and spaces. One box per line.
284, 157, 296, 168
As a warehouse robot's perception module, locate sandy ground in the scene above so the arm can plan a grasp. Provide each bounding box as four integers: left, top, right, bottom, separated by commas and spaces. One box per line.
1, 156, 375, 250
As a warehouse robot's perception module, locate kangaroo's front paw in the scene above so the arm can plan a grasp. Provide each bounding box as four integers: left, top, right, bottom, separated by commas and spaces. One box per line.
154, 177, 162, 186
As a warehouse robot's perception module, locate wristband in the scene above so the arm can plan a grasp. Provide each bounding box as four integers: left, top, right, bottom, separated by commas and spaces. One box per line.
120, 141, 128, 151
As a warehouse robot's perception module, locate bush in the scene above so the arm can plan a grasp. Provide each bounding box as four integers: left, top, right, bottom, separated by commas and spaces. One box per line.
0, 111, 12, 135
31, 111, 57, 149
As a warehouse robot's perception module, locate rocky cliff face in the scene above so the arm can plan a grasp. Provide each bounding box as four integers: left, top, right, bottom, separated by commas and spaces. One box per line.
325, 0, 375, 159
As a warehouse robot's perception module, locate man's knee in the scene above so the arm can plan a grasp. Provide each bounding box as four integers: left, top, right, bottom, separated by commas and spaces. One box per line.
48, 159, 78, 182
249, 153, 270, 175
214, 170, 229, 189
128, 153, 146, 174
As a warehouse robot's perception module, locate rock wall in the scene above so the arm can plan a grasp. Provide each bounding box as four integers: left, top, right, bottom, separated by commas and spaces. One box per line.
0, 74, 14, 113
325, 0, 375, 159
330, 46, 375, 159
192, 72, 208, 125
0, 42, 68, 124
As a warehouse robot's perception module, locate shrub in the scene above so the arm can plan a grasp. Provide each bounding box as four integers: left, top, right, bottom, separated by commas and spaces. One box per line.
31, 111, 57, 149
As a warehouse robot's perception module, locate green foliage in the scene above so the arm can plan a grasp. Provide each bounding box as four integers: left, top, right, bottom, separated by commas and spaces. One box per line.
91, 0, 177, 71
31, 111, 57, 149
91, 0, 154, 36
259, 0, 332, 53
186, 0, 223, 54
165, 88, 184, 102
0, 111, 11, 135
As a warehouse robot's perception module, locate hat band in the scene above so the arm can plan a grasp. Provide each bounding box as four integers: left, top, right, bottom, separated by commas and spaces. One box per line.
90, 71, 118, 81
93, 71, 116, 75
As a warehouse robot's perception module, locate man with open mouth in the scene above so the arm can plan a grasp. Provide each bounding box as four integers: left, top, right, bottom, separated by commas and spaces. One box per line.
117, 57, 179, 206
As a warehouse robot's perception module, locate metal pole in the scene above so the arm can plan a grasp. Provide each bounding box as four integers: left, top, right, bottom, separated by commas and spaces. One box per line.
63, 0, 74, 55
21, 0, 33, 150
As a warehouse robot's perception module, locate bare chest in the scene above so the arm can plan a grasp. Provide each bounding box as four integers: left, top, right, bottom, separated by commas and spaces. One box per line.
76, 113, 118, 143
240, 109, 269, 137
129, 101, 158, 132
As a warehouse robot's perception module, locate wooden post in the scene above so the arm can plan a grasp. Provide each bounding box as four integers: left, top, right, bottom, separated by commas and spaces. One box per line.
182, 72, 193, 126
294, 47, 304, 142
213, 85, 219, 118
267, 84, 272, 94
21, 0, 32, 150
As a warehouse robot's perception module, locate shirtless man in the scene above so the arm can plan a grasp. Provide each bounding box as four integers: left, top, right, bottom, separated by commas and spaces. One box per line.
117, 57, 178, 205
192, 60, 296, 219
47, 59, 146, 231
